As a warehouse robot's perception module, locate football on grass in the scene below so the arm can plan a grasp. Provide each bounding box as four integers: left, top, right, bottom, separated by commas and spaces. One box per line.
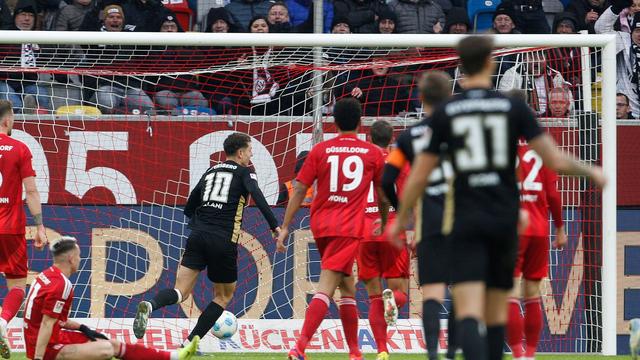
211, 310, 238, 339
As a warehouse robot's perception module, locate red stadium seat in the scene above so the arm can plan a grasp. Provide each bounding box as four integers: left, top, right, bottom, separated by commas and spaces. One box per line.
161, 0, 194, 31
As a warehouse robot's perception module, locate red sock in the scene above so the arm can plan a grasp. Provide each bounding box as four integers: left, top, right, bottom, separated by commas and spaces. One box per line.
117, 342, 171, 360
524, 298, 543, 358
1, 287, 25, 323
393, 290, 408, 308
297, 293, 330, 352
368, 295, 387, 353
507, 298, 524, 358
339, 297, 361, 356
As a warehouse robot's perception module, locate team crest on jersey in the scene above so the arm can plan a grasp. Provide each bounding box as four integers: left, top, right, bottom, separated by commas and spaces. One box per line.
53, 300, 65, 314
250, 173, 258, 181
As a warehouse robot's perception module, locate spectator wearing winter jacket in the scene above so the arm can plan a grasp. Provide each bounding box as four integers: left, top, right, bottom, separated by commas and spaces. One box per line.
205, 6, 234, 32
546, 12, 582, 87
566, 0, 610, 33
595, 0, 640, 116
617, 92, 635, 118
376, 8, 396, 33
123, 0, 170, 32
444, 6, 470, 33
502, 0, 550, 34
333, 0, 390, 33
54, 0, 93, 30
0, 0, 12, 29
267, 1, 293, 32
285, 0, 333, 33
338, 66, 411, 116
387, 0, 445, 34
614, 0, 640, 32
490, 3, 521, 33
225, 0, 270, 32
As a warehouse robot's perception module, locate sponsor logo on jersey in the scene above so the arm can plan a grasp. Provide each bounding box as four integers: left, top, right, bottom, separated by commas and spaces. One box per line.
365, 206, 378, 213
445, 98, 511, 116
0, 198, 9, 204
0, 145, 13, 151
520, 194, 539, 202
37, 273, 51, 285
250, 173, 258, 181
53, 300, 65, 314
328, 195, 348, 203
325, 146, 369, 154
468, 172, 501, 187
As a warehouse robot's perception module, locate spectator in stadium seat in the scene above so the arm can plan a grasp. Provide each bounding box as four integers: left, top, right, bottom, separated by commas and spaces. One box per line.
0, 0, 12, 30
617, 92, 635, 118
376, 8, 396, 33
444, 6, 470, 33
55, 0, 93, 30
503, 0, 550, 34
331, 15, 351, 33
566, 0, 610, 33
267, 1, 293, 32
490, 3, 522, 33
338, 65, 411, 116
80, 2, 137, 31
205, 7, 234, 32
387, 0, 445, 34
155, 12, 184, 31
546, 12, 582, 87
498, 51, 573, 117
547, 87, 573, 118
285, 0, 333, 33
333, 0, 390, 33
225, 0, 270, 33
123, 0, 170, 32
615, 0, 640, 32
595, 1, 640, 117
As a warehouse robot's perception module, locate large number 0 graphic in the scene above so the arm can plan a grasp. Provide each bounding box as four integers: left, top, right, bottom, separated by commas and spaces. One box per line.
521, 149, 543, 191
327, 155, 364, 192
202, 172, 233, 203
452, 114, 508, 171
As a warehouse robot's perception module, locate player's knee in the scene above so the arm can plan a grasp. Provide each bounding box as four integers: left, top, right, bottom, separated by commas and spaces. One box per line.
91, 340, 115, 359
363, 278, 382, 295
523, 280, 542, 298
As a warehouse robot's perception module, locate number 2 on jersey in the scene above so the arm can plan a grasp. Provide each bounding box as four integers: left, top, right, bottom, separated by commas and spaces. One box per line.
519, 149, 543, 191
327, 155, 363, 192
202, 172, 233, 203
453, 114, 508, 171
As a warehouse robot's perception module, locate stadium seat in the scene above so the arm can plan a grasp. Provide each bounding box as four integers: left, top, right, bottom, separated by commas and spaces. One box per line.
468, 0, 502, 32
55, 105, 102, 116
162, 0, 194, 31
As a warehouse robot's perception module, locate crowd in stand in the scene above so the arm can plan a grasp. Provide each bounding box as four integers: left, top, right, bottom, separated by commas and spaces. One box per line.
0, 0, 638, 118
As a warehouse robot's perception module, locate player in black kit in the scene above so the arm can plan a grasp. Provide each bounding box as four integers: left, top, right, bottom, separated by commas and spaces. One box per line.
382, 71, 457, 360
390, 36, 606, 360
133, 132, 281, 344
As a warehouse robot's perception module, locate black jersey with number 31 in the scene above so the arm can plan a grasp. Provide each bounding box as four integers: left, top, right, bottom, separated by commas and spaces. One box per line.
184, 160, 279, 242
423, 88, 542, 219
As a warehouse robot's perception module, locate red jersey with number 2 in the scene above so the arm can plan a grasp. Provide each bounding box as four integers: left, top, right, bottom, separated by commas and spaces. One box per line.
297, 134, 385, 239
0, 133, 36, 235
517, 144, 563, 236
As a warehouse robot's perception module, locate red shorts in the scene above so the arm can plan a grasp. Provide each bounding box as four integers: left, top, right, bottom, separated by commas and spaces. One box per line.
514, 235, 549, 280
27, 330, 91, 360
357, 241, 409, 280
0, 234, 27, 279
315, 237, 359, 275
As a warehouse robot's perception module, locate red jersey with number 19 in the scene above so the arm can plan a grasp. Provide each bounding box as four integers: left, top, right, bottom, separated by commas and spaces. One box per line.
0, 133, 36, 235
517, 144, 563, 236
296, 134, 385, 239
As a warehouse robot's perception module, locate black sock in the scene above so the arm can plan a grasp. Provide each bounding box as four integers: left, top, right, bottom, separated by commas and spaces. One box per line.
458, 318, 487, 360
487, 325, 505, 360
422, 299, 441, 360
149, 289, 179, 312
446, 305, 457, 359
188, 301, 224, 341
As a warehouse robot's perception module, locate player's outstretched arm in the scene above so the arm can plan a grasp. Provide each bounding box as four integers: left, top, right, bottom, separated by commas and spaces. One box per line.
33, 314, 56, 360
276, 181, 310, 253
528, 133, 607, 188
388, 152, 439, 246
243, 172, 280, 233
23, 176, 47, 249
62, 320, 109, 341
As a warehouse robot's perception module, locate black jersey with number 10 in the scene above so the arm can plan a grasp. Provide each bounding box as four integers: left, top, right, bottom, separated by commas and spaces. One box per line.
422, 88, 542, 219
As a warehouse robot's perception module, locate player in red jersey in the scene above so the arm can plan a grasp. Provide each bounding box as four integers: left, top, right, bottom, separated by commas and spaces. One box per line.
505, 92, 567, 360
24, 236, 199, 360
0, 99, 47, 359
360, 120, 409, 360
276, 98, 388, 360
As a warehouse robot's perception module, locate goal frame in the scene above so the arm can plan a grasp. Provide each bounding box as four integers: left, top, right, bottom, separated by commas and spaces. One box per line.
0, 32, 618, 355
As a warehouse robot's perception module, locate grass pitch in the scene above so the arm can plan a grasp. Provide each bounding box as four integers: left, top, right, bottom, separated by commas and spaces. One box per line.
9, 354, 631, 359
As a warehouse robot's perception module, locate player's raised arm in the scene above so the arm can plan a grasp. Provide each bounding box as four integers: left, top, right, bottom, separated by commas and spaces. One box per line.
23, 176, 47, 249
242, 169, 280, 233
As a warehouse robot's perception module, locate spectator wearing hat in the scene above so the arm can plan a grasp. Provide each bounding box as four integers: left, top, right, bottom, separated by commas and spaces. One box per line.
500, 0, 550, 34
157, 13, 183, 32
333, 0, 391, 33
80, 2, 136, 31
331, 16, 352, 33
491, 3, 521, 33
285, 0, 333, 33
444, 6, 470, 33
567, 0, 610, 33
54, 0, 93, 30
267, 1, 293, 32
546, 12, 582, 87
387, 0, 445, 34
206, 7, 233, 32
595, 0, 640, 116
0, 0, 12, 29
377, 8, 396, 33
615, 0, 640, 32
224, 0, 271, 33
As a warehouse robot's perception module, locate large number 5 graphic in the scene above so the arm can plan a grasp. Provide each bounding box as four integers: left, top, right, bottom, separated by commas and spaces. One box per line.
327, 155, 364, 192
452, 114, 508, 171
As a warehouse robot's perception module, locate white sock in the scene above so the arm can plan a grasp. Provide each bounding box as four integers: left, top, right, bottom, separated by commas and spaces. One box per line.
0, 318, 7, 330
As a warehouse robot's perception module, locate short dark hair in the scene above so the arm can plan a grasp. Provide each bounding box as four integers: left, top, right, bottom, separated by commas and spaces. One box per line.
224, 132, 251, 156
333, 97, 362, 131
617, 92, 630, 105
457, 36, 494, 76
51, 236, 78, 257
420, 71, 452, 106
248, 16, 270, 31
370, 120, 393, 148
0, 100, 12, 120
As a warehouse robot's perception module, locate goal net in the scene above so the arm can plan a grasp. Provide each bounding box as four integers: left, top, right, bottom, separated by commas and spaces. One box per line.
0, 32, 617, 355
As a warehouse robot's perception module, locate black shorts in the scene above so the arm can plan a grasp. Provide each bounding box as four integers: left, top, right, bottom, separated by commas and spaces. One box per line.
417, 232, 450, 285
448, 215, 518, 290
180, 230, 238, 283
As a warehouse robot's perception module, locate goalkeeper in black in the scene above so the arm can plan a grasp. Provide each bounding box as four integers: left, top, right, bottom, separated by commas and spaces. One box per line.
133, 132, 280, 345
